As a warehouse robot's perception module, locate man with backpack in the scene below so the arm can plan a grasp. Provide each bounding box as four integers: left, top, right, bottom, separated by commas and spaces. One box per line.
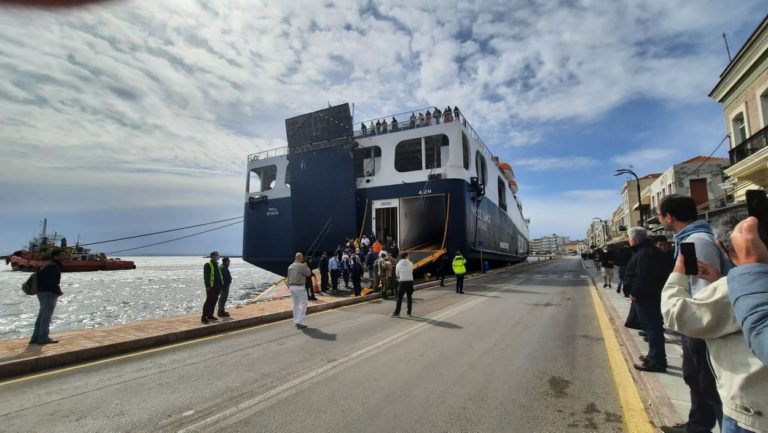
30, 248, 64, 345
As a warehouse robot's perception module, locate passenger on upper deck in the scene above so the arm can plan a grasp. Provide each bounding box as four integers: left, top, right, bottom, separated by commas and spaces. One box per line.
433, 107, 441, 124
369, 121, 375, 136
454, 106, 460, 123
409, 113, 416, 129
444, 106, 453, 122
381, 118, 388, 134
360, 122, 367, 137
418, 112, 425, 126
391, 116, 398, 131
375, 119, 381, 135
425, 110, 432, 125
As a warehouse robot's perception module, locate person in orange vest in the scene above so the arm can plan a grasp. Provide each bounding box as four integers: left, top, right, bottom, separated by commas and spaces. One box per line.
372, 239, 382, 254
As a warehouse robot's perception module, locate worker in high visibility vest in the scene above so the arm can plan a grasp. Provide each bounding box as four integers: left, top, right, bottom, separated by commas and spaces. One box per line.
452, 251, 467, 294
202, 251, 225, 324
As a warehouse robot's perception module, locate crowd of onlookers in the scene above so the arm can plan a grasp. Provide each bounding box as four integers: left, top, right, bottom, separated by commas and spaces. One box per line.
588, 194, 768, 433
359, 105, 464, 137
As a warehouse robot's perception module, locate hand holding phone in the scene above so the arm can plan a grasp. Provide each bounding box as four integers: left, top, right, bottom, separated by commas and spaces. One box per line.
680, 242, 698, 275
746, 189, 768, 247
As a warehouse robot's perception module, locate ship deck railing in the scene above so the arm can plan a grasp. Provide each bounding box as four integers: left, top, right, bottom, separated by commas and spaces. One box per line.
247, 106, 496, 162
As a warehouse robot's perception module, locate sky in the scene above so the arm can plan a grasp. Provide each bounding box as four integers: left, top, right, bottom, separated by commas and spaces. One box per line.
0, 0, 765, 257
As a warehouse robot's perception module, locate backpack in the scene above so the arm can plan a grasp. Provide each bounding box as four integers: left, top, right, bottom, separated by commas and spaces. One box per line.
22, 271, 39, 295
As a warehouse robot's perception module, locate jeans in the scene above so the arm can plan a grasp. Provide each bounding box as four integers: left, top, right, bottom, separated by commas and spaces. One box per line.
633, 299, 666, 367
217, 284, 230, 314
393, 281, 414, 315
32, 291, 58, 341
723, 415, 755, 433
682, 336, 723, 432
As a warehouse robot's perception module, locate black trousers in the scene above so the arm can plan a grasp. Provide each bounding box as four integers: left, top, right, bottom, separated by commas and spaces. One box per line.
456, 275, 465, 292
330, 270, 340, 290
393, 281, 414, 315
352, 275, 362, 296
682, 336, 722, 432
320, 271, 329, 291
202, 287, 220, 319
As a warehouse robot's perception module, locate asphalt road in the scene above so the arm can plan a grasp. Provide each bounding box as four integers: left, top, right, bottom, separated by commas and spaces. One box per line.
0, 257, 624, 433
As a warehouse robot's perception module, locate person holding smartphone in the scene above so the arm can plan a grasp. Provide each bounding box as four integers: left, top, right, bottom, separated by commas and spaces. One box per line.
661, 216, 767, 433
657, 195, 731, 433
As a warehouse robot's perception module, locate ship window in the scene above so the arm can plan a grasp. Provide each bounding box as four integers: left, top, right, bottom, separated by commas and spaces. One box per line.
425, 134, 448, 170
462, 132, 470, 169
353, 145, 382, 178
498, 176, 507, 211
475, 151, 487, 185
395, 138, 423, 172
249, 165, 277, 193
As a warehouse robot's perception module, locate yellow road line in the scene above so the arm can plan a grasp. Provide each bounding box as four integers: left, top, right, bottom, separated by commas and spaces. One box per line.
588, 280, 654, 433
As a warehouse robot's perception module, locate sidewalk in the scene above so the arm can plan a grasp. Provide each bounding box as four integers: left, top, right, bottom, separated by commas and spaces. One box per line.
584, 260, 691, 430
0, 260, 552, 381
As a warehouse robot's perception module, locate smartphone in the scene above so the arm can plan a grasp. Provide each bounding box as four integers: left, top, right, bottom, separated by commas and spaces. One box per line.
680, 242, 698, 275
746, 189, 768, 247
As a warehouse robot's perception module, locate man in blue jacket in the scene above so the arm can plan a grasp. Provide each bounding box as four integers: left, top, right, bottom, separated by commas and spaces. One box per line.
727, 216, 768, 367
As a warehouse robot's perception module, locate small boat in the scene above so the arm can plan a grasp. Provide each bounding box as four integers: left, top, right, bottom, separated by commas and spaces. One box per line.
5, 219, 136, 272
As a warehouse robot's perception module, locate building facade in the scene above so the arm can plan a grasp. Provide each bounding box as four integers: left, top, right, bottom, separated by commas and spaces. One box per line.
709, 16, 768, 203
530, 234, 570, 254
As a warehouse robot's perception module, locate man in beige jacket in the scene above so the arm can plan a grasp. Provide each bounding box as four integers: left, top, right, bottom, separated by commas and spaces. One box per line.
661, 223, 768, 433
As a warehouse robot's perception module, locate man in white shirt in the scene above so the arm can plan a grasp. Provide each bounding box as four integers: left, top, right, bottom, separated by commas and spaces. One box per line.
286, 252, 312, 329
391, 252, 414, 317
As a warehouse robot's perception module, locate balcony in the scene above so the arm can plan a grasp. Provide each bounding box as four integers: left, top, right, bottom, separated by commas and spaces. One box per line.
730, 124, 768, 165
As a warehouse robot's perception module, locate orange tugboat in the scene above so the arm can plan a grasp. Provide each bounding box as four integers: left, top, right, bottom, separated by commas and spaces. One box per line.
4, 219, 136, 272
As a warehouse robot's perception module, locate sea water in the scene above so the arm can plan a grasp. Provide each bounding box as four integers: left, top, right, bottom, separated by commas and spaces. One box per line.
0, 257, 279, 341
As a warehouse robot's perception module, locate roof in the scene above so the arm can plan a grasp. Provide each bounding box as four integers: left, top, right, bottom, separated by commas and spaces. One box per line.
679, 155, 729, 165
640, 173, 661, 180
709, 15, 768, 98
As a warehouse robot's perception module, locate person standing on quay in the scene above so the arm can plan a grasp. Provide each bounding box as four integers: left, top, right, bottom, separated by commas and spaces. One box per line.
217, 256, 232, 317
287, 252, 312, 329
319, 251, 330, 292
30, 248, 64, 345
437, 253, 451, 286
328, 253, 341, 291
391, 252, 414, 317
452, 251, 467, 294
304, 256, 318, 301
202, 251, 224, 324
351, 255, 364, 296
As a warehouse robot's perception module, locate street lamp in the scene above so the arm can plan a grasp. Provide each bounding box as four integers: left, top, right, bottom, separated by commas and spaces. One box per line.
614, 168, 644, 227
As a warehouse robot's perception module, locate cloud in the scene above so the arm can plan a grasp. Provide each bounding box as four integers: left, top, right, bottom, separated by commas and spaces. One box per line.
611, 148, 679, 172
516, 157, 600, 171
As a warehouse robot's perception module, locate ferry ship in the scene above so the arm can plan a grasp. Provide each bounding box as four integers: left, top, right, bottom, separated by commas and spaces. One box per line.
243, 104, 529, 276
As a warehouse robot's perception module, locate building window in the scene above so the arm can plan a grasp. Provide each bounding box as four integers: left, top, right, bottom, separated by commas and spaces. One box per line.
475, 151, 487, 185
425, 134, 449, 170
462, 132, 470, 169
249, 165, 277, 193
498, 176, 507, 211
761, 90, 768, 128
395, 138, 423, 172
353, 145, 382, 178
732, 112, 747, 145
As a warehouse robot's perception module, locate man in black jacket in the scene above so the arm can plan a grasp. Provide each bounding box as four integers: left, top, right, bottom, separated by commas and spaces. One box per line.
217, 257, 232, 317
623, 227, 674, 372
30, 248, 65, 345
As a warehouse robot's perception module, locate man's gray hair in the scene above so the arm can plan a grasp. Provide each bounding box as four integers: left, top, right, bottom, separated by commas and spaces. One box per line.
628, 227, 647, 243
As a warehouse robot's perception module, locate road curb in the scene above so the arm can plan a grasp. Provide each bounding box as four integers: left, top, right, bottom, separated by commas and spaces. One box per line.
586, 268, 684, 430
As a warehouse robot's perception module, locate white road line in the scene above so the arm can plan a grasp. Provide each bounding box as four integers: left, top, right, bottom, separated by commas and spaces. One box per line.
176, 295, 490, 433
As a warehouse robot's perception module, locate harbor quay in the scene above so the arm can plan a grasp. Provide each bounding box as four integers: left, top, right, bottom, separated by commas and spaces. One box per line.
0, 261, 547, 381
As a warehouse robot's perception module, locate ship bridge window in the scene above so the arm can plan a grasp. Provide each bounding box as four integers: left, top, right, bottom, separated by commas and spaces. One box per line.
248, 165, 277, 193
475, 151, 487, 185
498, 176, 507, 211
462, 132, 470, 169
395, 138, 423, 172
425, 134, 449, 169
354, 145, 382, 178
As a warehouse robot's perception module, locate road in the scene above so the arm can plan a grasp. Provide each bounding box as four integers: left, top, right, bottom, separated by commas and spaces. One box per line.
0, 257, 624, 433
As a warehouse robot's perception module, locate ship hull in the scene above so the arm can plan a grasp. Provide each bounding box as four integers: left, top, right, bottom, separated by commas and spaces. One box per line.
9, 255, 136, 272
243, 178, 526, 275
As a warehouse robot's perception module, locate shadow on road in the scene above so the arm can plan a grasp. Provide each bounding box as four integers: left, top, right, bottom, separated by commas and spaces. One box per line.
400, 316, 463, 329
301, 327, 337, 341
460, 292, 500, 298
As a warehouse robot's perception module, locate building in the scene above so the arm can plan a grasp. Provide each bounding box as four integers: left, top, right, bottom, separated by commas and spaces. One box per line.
615, 174, 660, 230
586, 219, 610, 248
709, 16, 768, 204
644, 156, 730, 231
530, 234, 570, 254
